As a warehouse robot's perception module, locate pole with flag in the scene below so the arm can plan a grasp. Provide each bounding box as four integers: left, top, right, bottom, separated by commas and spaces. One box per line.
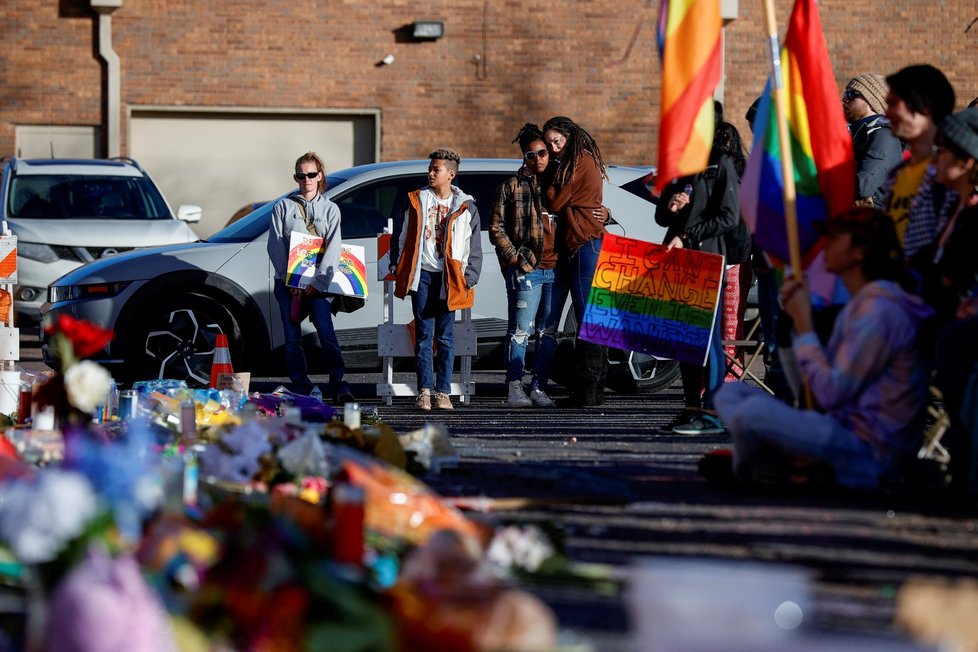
740, 0, 855, 273
654, 0, 723, 195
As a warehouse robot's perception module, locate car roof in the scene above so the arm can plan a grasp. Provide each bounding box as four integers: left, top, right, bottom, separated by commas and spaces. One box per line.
328, 158, 652, 186
9, 158, 144, 177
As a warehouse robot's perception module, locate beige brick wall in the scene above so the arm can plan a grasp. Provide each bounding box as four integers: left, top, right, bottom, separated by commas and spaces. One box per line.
1, 0, 976, 164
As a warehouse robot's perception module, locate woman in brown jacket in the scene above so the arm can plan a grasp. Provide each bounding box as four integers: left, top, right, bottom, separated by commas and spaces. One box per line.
538, 116, 609, 407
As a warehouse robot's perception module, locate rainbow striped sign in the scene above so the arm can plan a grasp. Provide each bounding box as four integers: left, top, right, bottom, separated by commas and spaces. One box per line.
579, 234, 723, 366
287, 231, 367, 297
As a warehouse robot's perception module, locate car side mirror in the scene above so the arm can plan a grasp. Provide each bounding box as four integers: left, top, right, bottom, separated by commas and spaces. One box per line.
177, 205, 202, 223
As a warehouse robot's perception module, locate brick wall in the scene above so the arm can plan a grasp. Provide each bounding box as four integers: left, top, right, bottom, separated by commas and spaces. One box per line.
1, 0, 976, 165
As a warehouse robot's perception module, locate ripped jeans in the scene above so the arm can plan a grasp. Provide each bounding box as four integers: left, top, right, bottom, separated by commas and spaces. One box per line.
503, 266, 555, 384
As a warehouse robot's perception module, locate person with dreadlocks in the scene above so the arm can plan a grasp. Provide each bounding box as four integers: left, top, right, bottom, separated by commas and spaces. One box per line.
539, 116, 610, 407
488, 123, 559, 407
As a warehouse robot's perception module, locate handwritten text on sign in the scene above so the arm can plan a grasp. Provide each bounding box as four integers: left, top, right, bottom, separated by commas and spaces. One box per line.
579, 234, 723, 366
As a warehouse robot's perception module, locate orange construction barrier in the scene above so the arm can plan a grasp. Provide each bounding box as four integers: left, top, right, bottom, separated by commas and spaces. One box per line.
209, 333, 234, 388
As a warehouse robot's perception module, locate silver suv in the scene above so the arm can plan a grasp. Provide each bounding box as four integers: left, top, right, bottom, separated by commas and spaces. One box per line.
0, 157, 201, 321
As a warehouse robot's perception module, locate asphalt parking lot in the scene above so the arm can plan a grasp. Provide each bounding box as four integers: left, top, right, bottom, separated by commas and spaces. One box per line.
18, 332, 978, 649
340, 374, 975, 651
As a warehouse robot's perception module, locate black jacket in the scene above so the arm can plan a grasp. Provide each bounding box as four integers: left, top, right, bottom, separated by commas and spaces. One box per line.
655, 155, 741, 258
851, 114, 904, 208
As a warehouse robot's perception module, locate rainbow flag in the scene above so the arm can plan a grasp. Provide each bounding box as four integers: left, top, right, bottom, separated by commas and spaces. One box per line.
739, 0, 855, 267
579, 234, 724, 366
654, 0, 723, 195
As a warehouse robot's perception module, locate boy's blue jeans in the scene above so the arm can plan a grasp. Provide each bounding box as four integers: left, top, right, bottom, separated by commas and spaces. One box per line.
503, 266, 555, 384
411, 269, 455, 394
273, 278, 348, 397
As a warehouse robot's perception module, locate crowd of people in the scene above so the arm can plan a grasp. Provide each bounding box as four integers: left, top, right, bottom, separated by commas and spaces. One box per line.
268, 64, 978, 499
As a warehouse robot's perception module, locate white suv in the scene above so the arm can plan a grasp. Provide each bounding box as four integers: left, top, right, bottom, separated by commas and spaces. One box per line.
0, 157, 201, 321
43, 159, 679, 393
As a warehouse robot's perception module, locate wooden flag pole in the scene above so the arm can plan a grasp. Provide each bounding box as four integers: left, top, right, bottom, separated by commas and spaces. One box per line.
762, 0, 803, 276
763, 0, 813, 408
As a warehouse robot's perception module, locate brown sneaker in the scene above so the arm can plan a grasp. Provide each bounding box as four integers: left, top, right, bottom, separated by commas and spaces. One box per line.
432, 392, 454, 410
415, 388, 431, 411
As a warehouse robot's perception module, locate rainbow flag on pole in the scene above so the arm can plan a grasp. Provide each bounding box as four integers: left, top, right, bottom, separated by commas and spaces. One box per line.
739, 0, 855, 267
653, 0, 723, 194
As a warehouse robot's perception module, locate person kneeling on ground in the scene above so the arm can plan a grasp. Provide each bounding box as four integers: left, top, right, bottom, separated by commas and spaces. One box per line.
712, 208, 933, 491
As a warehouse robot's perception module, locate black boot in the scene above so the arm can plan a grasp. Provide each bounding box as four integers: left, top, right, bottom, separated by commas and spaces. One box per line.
557, 341, 604, 407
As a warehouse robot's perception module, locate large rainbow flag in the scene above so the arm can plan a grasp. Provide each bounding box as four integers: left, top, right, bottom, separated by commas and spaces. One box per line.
739, 0, 855, 267
579, 234, 724, 366
654, 0, 723, 195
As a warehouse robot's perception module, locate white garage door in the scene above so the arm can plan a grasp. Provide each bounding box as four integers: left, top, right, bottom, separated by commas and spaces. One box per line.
129, 109, 379, 237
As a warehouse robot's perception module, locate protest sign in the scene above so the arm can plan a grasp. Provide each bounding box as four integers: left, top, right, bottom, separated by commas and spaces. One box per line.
579, 233, 723, 366
287, 232, 367, 297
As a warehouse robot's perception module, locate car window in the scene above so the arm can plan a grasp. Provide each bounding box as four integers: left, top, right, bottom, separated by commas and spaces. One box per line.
335, 177, 422, 239
8, 174, 172, 220
456, 172, 513, 228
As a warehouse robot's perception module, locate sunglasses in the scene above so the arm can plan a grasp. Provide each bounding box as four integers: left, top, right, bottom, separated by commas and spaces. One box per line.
842, 89, 863, 103
294, 171, 320, 180
524, 148, 549, 161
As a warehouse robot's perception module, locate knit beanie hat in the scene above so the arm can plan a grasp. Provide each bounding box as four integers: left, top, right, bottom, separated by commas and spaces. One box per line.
846, 74, 888, 116
939, 107, 978, 161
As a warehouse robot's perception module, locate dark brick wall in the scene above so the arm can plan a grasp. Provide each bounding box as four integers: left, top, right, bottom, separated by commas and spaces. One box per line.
1, 0, 976, 164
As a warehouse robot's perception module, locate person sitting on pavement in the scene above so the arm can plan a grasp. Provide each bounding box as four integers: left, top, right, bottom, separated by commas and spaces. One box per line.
908, 107, 978, 497
710, 208, 934, 491
488, 123, 559, 408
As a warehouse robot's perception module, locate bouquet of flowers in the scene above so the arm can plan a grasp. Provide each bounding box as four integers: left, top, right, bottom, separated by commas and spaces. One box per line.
35, 314, 114, 426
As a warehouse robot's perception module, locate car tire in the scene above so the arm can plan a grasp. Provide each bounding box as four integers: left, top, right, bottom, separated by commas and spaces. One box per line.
557, 312, 681, 395
125, 293, 242, 386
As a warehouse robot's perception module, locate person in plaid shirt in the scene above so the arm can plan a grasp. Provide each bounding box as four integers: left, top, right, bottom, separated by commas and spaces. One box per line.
489, 124, 559, 407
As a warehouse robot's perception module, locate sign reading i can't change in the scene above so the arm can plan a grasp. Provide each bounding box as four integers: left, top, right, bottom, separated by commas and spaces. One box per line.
579, 233, 724, 366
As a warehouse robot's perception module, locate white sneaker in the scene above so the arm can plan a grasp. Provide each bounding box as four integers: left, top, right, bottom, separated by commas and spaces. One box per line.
415, 388, 431, 411
507, 380, 532, 407
529, 388, 555, 407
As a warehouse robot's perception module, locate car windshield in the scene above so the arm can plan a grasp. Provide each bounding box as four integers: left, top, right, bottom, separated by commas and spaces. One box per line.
209, 174, 351, 243
7, 174, 172, 220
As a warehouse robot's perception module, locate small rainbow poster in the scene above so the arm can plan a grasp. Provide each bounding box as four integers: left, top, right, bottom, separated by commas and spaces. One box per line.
287, 232, 367, 298
579, 233, 723, 366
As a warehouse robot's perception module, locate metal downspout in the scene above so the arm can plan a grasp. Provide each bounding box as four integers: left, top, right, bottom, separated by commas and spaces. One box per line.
92, 1, 122, 157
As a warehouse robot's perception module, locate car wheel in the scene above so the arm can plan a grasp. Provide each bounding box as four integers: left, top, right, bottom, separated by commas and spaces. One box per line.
606, 351, 680, 394
557, 312, 681, 394
128, 293, 241, 386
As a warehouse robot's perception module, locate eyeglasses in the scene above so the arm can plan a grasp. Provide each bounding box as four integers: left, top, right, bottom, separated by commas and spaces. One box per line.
842, 89, 863, 103
294, 171, 320, 180
524, 148, 549, 161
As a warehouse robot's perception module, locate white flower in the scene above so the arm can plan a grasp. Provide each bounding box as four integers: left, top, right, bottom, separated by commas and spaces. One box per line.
0, 470, 100, 563
63, 360, 112, 414
486, 525, 555, 573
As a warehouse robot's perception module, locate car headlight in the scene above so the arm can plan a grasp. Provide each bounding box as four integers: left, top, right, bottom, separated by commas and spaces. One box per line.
17, 242, 60, 263
48, 281, 131, 304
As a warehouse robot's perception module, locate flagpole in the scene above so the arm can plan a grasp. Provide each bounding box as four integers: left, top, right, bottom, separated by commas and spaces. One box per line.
762, 0, 803, 275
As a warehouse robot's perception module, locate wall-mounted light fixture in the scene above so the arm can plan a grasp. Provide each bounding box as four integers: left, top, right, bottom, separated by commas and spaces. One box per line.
412, 20, 444, 40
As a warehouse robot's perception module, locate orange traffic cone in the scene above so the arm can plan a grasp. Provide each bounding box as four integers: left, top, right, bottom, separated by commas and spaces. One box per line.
209, 334, 234, 388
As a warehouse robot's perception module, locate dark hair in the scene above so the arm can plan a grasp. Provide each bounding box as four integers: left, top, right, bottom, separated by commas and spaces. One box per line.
711, 121, 747, 177
429, 147, 461, 172
542, 116, 608, 187
969, 97, 978, 110
295, 151, 327, 193
823, 208, 904, 281
885, 64, 956, 124
512, 123, 545, 153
